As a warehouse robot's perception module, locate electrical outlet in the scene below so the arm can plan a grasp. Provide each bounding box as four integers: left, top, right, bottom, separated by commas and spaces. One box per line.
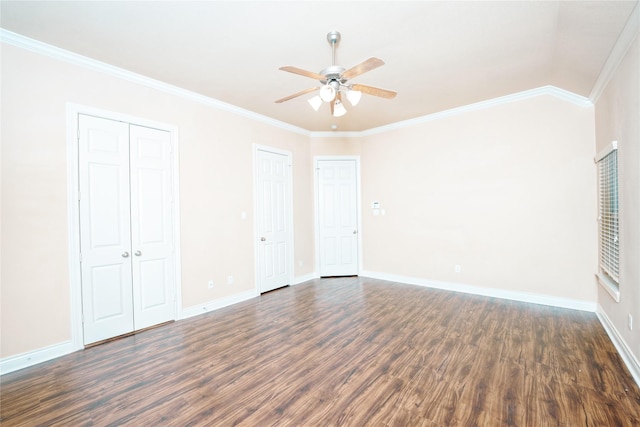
454, 265, 462, 273
208, 280, 214, 289
629, 314, 633, 331
227, 276, 234, 285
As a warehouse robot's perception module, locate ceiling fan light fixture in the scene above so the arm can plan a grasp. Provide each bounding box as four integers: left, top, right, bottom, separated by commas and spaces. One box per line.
332, 99, 347, 117
276, 31, 396, 120
308, 95, 322, 111
319, 83, 336, 102
346, 89, 362, 106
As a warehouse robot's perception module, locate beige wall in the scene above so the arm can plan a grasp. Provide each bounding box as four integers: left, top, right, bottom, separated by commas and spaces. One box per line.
1, 39, 604, 365
595, 34, 640, 361
0, 44, 314, 358
310, 136, 363, 157
359, 96, 597, 300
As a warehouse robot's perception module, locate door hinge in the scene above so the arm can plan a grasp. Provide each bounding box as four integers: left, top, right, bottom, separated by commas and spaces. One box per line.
79, 252, 82, 262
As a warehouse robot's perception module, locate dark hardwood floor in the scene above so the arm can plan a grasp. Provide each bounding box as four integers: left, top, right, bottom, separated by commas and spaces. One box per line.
2, 277, 639, 426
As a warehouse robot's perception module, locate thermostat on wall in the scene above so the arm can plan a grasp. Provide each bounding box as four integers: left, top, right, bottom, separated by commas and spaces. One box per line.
372, 201, 380, 209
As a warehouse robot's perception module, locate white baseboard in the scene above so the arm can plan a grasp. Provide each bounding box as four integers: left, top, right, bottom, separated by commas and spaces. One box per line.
360, 270, 597, 312
0, 340, 78, 375
7, 274, 635, 389
596, 305, 640, 387
180, 274, 318, 320
293, 272, 318, 285
180, 289, 258, 320
1, 289, 260, 376
360, 270, 640, 387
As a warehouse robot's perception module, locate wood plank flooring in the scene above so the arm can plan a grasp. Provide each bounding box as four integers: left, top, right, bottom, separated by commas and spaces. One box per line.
2, 277, 639, 426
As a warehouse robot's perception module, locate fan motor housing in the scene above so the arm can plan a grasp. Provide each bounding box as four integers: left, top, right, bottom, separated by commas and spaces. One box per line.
320, 65, 347, 84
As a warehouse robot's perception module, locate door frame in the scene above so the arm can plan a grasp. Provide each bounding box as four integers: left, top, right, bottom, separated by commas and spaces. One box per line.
313, 156, 363, 276
66, 103, 182, 350
253, 144, 294, 293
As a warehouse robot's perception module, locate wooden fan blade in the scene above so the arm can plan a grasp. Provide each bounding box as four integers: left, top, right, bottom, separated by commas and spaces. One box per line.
279, 66, 326, 81
342, 57, 385, 80
351, 83, 397, 99
275, 87, 319, 103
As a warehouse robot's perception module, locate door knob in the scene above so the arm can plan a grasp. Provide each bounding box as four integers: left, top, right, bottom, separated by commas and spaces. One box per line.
134, 250, 142, 256
261, 237, 266, 241
122, 251, 129, 258
353, 230, 357, 234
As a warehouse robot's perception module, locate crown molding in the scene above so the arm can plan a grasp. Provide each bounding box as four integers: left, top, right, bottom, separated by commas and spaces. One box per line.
310, 85, 591, 138
589, 2, 640, 103
2, 28, 592, 140
0, 28, 311, 137
310, 131, 364, 138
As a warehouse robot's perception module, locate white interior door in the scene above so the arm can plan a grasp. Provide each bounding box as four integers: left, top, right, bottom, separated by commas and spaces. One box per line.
79, 115, 175, 345
129, 125, 175, 330
79, 115, 134, 344
317, 159, 359, 277
256, 147, 292, 293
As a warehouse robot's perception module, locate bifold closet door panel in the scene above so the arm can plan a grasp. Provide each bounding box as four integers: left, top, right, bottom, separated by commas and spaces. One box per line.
129, 124, 175, 330
78, 115, 135, 344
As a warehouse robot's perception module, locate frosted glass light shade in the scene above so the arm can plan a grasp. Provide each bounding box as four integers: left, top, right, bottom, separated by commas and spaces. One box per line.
308, 95, 322, 111
346, 90, 362, 106
319, 84, 336, 102
332, 99, 347, 117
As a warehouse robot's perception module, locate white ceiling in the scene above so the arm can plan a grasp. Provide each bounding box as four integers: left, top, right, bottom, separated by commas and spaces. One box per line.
1, 1, 637, 132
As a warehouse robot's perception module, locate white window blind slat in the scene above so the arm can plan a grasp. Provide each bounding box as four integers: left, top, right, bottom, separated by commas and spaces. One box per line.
597, 145, 619, 284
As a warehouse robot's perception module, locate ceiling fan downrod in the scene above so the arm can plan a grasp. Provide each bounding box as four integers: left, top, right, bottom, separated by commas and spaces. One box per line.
320, 31, 346, 84
327, 31, 341, 66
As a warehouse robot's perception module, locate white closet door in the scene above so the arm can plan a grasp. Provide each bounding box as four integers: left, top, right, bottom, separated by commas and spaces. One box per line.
256, 148, 292, 293
79, 116, 175, 345
129, 125, 175, 329
79, 115, 134, 344
318, 160, 359, 277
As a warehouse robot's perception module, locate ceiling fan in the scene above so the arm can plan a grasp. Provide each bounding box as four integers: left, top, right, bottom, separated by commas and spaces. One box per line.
275, 31, 397, 117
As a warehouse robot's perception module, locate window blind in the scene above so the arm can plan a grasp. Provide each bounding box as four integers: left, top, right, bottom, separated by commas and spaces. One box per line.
597, 145, 619, 283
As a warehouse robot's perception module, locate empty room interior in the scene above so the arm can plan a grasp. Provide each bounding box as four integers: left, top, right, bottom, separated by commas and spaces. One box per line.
1, 1, 640, 425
